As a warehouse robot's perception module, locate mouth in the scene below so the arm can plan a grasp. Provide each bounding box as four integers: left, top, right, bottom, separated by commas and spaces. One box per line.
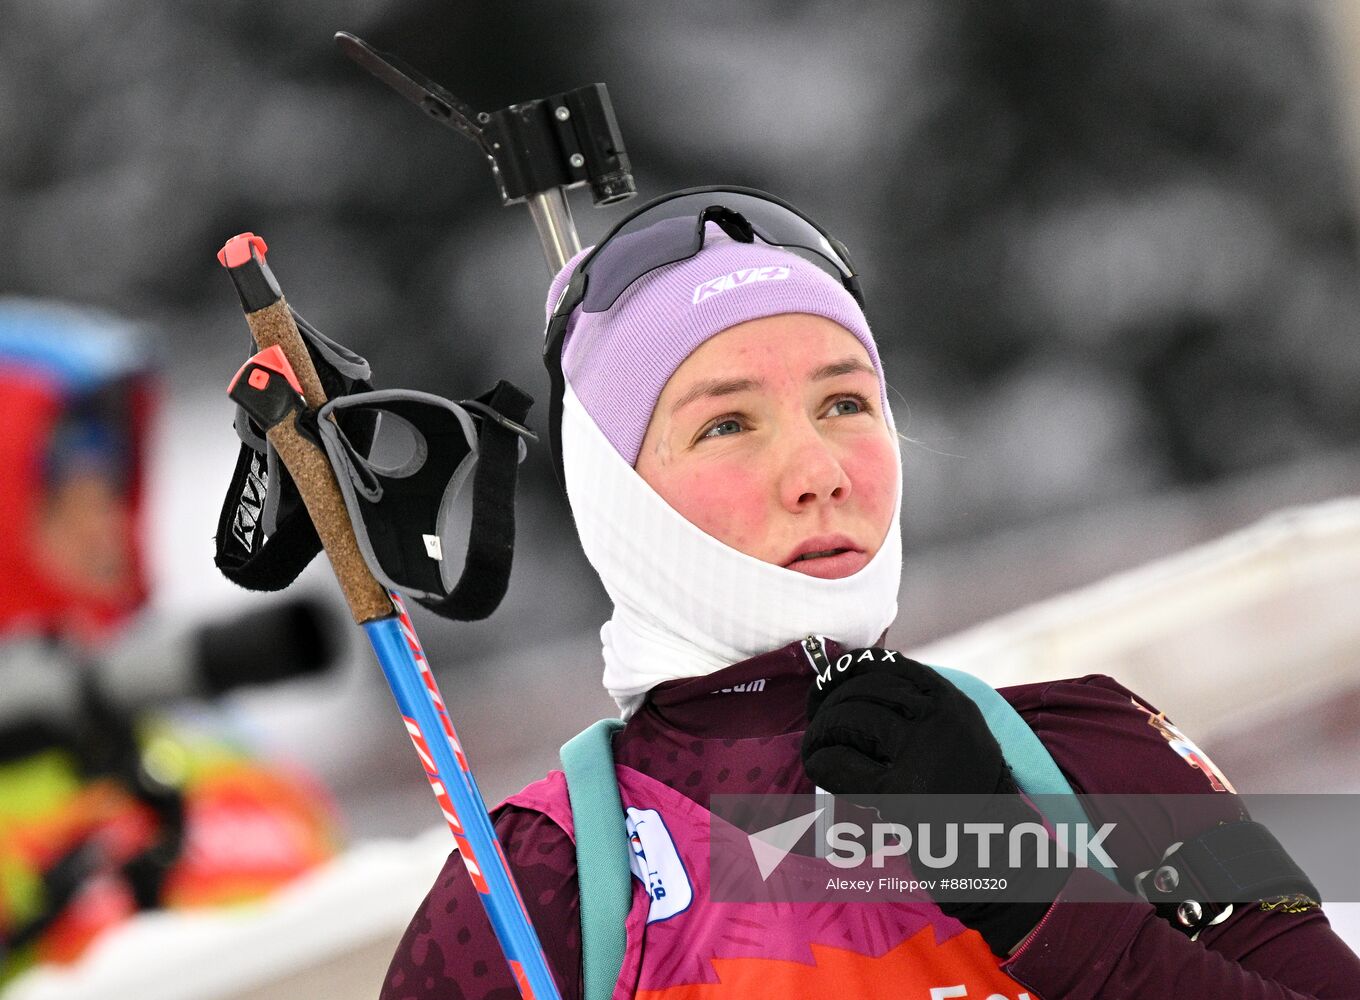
783, 537, 868, 579
791, 548, 851, 563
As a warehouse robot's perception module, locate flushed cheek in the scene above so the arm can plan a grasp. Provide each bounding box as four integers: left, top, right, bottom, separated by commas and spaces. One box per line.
845, 442, 900, 544
662, 462, 772, 556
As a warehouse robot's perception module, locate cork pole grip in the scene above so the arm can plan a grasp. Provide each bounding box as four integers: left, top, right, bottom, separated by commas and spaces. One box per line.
244, 299, 395, 624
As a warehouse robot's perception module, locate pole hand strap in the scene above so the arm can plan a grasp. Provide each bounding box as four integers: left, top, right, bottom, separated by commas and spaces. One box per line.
315, 381, 535, 622
1136, 820, 1321, 938
225, 342, 534, 623
215, 313, 377, 592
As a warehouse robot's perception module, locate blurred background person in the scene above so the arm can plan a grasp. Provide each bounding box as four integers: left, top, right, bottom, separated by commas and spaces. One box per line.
0, 301, 342, 981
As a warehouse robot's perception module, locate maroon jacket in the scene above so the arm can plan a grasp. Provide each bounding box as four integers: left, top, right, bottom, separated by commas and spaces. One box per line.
382, 642, 1360, 999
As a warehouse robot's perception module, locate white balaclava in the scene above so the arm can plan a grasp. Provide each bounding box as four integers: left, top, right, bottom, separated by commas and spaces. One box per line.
549, 226, 903, 716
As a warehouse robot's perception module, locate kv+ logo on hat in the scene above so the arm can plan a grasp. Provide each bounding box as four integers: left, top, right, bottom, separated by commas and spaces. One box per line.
692, 266, 791, 305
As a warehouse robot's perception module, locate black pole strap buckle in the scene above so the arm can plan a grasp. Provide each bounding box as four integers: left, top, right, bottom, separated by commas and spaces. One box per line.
459, 397, 538, 442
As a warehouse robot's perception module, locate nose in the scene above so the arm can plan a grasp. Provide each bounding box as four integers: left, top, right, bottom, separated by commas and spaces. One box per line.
777, 420, 851, 513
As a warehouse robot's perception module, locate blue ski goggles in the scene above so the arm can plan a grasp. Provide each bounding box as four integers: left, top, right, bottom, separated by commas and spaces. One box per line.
541, 185, 863, 486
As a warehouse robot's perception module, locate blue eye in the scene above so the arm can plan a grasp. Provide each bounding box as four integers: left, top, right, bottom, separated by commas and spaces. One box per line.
828, 396, 867, 416
701, 418, 743, 439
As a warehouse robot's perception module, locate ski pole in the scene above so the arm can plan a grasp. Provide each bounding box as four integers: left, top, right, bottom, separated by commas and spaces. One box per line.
215, 233, 561, 1000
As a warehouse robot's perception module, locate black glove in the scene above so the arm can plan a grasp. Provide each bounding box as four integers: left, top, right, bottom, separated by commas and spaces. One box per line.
803, 648, 1009, 797
802, 648, 1066, 956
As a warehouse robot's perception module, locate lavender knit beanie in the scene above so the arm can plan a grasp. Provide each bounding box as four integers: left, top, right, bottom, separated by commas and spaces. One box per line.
546, 220, 883, 465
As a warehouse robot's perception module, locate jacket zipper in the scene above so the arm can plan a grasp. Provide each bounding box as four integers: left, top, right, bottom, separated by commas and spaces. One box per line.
801, 634, 831, 676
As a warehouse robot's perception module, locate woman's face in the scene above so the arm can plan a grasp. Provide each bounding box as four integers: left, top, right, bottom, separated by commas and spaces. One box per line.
635, 314, 898, 579
35, 469, 135, 600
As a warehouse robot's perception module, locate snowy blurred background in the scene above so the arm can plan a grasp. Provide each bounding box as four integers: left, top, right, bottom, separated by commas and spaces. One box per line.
3, 0, 1358, 873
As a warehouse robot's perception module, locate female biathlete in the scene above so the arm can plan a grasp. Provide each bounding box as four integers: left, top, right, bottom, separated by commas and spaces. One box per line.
383, 188, 1360, 1000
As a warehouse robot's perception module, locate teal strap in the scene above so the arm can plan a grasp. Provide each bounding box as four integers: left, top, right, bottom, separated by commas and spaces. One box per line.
562, 667, 1115, 1000
934, 666, 1117, 882
560, 718, 629, 1000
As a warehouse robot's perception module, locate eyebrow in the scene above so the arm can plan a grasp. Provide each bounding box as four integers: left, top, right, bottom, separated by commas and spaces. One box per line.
810, 358, 877, 381
668, 356, 876, 415
670, 377, 761, 415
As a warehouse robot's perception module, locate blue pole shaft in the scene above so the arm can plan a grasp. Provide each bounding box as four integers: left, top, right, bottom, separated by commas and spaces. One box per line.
364, 596, 561, 1000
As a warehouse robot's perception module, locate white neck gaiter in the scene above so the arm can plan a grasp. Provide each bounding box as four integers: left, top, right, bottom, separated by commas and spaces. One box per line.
561, 383, 903, 717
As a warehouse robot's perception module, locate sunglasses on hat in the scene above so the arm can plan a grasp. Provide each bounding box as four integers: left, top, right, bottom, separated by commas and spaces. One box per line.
542, 185, 863, 487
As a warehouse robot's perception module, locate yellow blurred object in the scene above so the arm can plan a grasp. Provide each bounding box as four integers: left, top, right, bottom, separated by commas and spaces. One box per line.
0, 728, 341, 982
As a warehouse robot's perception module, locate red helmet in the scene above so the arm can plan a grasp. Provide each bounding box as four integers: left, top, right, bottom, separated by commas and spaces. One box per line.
0, 299, 157, 642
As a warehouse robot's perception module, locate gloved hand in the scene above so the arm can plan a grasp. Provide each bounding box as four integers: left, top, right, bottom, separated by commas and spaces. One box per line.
801, 648, 1066, 956
803, 647, 1009, 797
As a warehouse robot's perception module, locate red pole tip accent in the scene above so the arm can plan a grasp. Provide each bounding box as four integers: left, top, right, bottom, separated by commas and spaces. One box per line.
216, 232, 269, 269
226, 344, 305, 399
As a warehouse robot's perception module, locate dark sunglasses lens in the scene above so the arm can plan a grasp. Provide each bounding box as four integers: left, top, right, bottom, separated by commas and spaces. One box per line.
580, 191, 852, 314
580, 213, 703, 313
